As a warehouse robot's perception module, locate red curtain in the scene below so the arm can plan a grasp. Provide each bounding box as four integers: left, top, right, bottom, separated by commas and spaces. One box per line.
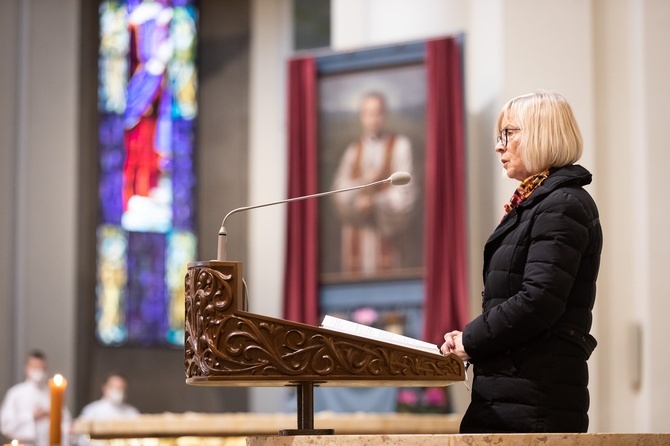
423, 37, 470, 344
282, 57, 319, 325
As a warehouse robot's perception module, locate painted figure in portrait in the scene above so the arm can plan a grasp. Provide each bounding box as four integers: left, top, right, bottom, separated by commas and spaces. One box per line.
331, 91, 418, 275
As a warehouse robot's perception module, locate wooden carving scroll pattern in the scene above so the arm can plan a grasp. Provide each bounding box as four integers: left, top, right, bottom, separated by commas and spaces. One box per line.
185, 266, 462, 380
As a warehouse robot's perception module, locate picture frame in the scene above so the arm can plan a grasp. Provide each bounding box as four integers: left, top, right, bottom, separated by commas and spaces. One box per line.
316, 43, 427, 284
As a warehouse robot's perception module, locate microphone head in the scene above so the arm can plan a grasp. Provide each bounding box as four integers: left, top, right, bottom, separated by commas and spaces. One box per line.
389, 171, 412, 186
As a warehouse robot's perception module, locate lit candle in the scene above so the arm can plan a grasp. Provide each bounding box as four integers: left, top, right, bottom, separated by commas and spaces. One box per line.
2, 440, 24, 446
49, 374, 67, 445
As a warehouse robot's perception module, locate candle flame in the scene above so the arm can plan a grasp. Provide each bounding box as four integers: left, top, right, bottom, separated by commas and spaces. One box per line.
12, 440, 18, 446
53, 374, 64, 386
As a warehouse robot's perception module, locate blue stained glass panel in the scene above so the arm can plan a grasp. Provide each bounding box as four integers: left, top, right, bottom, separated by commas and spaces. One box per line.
126, 231, 168, 344
96, 0, 198, 347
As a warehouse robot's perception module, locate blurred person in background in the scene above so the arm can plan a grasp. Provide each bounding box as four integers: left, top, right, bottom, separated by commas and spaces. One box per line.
1, 350, 71, 446
78, 373, 139, 420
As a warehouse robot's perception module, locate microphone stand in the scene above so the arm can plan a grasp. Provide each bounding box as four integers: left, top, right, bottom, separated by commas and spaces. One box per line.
216, 172, 411, 261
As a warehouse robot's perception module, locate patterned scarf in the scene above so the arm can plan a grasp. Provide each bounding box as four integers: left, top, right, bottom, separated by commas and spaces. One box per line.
503, 168, 551, 215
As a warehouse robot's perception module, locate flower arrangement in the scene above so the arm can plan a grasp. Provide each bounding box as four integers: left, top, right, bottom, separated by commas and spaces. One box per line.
351, 307, 379, 327
396, 387, 452, 414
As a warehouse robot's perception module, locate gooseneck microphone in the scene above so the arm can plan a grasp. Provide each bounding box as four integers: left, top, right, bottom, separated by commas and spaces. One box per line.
216, 171, 412, 261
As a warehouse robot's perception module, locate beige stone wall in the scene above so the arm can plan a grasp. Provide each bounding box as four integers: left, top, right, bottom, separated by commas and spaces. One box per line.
0, 0, 80, 406
0, 0, 20, 396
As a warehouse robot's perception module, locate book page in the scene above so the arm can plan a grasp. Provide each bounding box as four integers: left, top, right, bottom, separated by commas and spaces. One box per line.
321, 315, 441, 355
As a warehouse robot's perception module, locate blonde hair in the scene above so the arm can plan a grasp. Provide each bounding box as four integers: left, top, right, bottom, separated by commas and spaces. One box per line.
497, 91, 583, 174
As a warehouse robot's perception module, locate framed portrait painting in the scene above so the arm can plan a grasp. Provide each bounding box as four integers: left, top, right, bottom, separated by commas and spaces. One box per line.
317, 43, 426, 284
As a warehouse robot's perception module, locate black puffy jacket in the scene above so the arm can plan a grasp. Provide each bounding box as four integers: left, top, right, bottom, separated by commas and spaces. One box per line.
461, 164, 602, 433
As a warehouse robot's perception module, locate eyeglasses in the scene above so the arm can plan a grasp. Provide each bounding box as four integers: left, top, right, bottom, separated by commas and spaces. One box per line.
496, 128, 521, 147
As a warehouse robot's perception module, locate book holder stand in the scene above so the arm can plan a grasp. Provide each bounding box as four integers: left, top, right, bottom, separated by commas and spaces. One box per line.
185, 261, 465, 435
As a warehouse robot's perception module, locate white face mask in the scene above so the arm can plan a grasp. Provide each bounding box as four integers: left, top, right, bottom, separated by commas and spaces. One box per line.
105, 389, 125, 405
27, 368, 45, 384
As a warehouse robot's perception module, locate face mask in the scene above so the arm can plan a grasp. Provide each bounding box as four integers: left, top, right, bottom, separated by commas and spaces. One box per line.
27, 368, 45, 384
105, 389, 125, 405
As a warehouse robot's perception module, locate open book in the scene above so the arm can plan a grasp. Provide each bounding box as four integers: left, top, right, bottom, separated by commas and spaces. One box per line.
320, 315, 441, 356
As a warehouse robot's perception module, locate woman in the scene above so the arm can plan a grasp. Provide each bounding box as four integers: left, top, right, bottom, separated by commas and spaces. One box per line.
442, 91, 602, 433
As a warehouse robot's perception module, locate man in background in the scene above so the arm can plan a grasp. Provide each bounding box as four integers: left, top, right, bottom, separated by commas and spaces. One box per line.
75, 373, 139, 446
1, 351, 71, 446
78, 373, 139, 420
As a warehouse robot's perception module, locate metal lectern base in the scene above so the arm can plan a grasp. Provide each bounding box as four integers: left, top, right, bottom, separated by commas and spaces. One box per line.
279, 381, 334, 436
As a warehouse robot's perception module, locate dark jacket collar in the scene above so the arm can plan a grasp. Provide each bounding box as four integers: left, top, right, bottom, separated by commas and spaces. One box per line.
517, 164, 592, 210
484, 165, 592, 258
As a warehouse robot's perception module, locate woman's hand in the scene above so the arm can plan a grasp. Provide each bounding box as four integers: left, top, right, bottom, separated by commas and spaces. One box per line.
441, 330, 471, 362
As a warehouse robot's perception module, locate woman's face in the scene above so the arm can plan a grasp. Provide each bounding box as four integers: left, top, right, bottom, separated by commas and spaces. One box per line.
496, 112, 532, 181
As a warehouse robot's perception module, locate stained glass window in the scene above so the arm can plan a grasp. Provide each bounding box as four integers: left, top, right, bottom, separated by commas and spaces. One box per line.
96, 0, 198, 346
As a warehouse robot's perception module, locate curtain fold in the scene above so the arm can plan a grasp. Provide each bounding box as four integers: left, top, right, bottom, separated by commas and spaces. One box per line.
282, 57, 319, 325
423, 37, 470, 344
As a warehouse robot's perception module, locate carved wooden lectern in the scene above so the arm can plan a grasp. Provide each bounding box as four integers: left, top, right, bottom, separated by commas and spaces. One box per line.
185, 261, 465, 435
